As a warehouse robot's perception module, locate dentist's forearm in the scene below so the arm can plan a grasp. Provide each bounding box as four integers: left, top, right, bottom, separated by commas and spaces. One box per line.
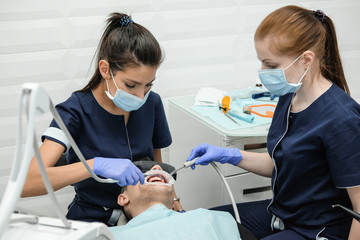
22, 159, 94, 197
237, 151, 273, 177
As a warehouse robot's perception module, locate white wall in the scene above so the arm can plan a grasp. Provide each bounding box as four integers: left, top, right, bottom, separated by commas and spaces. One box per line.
1, 0, 359, 216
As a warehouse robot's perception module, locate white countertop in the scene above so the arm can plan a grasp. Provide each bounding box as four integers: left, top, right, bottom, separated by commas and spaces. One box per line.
168, 95, 272, 137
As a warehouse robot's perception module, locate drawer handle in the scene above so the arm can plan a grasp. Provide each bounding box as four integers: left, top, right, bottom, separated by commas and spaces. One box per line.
244, 143, 267, 150
243, 186, 272, 195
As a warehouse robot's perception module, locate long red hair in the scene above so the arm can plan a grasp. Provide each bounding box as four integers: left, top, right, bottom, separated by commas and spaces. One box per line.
255, 5, 349, 94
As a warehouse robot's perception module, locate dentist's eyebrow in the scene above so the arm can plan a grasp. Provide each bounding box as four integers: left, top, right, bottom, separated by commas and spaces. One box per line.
124, 78, 156, 85
261, 58, 273, 62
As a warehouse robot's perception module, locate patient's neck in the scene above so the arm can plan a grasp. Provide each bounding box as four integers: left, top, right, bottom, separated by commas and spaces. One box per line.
130, 201, 170, 218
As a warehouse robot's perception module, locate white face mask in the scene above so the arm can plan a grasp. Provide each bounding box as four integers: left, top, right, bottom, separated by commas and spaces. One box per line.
258, 55, 310, 96
105, 70, 150, 112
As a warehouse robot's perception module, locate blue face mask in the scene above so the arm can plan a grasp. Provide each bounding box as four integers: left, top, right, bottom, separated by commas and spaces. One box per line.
105, 70, 150, 112
258, 55, 310, 96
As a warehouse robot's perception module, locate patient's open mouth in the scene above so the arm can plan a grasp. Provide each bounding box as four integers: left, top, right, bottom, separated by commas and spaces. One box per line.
146, 174, 168, 184
143, 169, 175, 186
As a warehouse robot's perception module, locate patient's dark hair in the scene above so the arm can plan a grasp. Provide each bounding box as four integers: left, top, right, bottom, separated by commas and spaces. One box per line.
120, 186, 127, 194
79, 12, 163, 92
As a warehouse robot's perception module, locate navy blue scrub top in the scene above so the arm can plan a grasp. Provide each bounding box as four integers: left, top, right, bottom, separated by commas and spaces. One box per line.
42, 90, 172, 220
267, 84, 360, 229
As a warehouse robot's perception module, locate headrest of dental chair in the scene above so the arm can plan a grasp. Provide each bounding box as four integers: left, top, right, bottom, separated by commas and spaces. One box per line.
133, 157, 177, 180
119, 157, 177, 194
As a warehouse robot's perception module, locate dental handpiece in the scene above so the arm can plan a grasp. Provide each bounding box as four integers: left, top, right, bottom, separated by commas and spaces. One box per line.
170, 159, 197, 177
332, 204, 360, 222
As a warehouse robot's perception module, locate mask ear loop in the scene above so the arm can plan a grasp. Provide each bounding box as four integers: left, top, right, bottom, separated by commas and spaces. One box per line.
105, 74, 112, 97
297, 66, 311, 84
105, 69, 120, 100
284, 54, 302, 71
284, 54, 310, 85
109, 69, 121, 90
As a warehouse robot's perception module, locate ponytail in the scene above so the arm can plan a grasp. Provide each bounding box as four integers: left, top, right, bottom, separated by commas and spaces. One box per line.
320, 15, 350, 94
79, 13, 163, 92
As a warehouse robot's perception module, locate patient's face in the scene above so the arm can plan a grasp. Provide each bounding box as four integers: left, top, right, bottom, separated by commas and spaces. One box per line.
122, 165, 174, 209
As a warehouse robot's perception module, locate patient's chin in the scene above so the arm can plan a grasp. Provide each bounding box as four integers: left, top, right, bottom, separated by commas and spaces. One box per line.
141, 185, 173, 207
148, 184, 173, 196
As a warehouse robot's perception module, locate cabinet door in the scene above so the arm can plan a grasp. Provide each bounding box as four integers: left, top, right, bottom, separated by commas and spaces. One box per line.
223, 172, 272, 205
221, 136, 272, 204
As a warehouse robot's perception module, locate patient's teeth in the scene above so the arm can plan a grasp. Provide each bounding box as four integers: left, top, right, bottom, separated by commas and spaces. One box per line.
148, 176, 164, 183
145, 172, 168, 184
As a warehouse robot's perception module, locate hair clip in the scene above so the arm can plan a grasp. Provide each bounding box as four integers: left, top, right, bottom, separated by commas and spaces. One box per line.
119, 15, 134, 27
314, 10, 326, 23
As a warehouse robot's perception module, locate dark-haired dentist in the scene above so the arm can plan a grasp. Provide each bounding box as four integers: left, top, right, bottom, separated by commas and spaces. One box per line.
21, 13, 175, 225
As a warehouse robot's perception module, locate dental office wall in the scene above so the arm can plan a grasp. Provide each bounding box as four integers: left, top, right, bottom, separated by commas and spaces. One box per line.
0, 0, 359, 217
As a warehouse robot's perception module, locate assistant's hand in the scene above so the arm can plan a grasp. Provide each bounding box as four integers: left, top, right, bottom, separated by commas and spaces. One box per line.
186, 143, 242, 169
93, 157, 145, 186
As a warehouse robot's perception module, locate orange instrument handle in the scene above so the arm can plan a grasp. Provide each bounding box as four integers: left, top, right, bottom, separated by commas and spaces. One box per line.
221, 96, 231, 113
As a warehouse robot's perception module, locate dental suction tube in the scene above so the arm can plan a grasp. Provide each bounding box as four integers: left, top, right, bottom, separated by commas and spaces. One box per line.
49, 99, 118, 184
174, 159, 241, 224
210, 162, 241, 223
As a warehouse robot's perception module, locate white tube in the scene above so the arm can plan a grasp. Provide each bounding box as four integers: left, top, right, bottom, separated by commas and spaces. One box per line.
0, 87, 38, 237
210, 162, 241, 223
0, 83, 118, 239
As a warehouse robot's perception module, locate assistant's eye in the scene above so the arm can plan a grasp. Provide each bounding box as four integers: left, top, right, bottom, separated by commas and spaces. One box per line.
146, 83, 153, 88
266, 63, 277, 69
125, 83, 136, 88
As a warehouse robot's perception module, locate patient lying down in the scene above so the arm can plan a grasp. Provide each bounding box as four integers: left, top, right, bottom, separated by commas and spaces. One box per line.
109, 164, 242, 240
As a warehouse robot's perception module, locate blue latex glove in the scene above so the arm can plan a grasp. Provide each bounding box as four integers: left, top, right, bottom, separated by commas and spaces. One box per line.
93, 157, 145, 186
186, 143, 242, 169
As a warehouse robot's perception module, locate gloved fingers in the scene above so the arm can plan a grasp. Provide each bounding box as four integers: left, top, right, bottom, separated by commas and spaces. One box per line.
186, 149, 198, 162
139, 174, 145, 185
188, 150, 199, 169
117, 177, 127, 187
125, 174, 135, 186
199, 160, 211, 166
186, 143, 208, 162
130, 170, 141, 186
134, 166, 145, 184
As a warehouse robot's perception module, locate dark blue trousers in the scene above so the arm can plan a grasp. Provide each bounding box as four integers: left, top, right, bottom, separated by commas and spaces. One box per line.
211, 199, 306, 239
210, 199, 350, 240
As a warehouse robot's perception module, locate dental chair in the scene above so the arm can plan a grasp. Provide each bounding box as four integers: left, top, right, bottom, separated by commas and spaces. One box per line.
0, 83, 114, 239
113, 158, 257, 240
0, 83, 256, 240
120, 158, 257, 240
